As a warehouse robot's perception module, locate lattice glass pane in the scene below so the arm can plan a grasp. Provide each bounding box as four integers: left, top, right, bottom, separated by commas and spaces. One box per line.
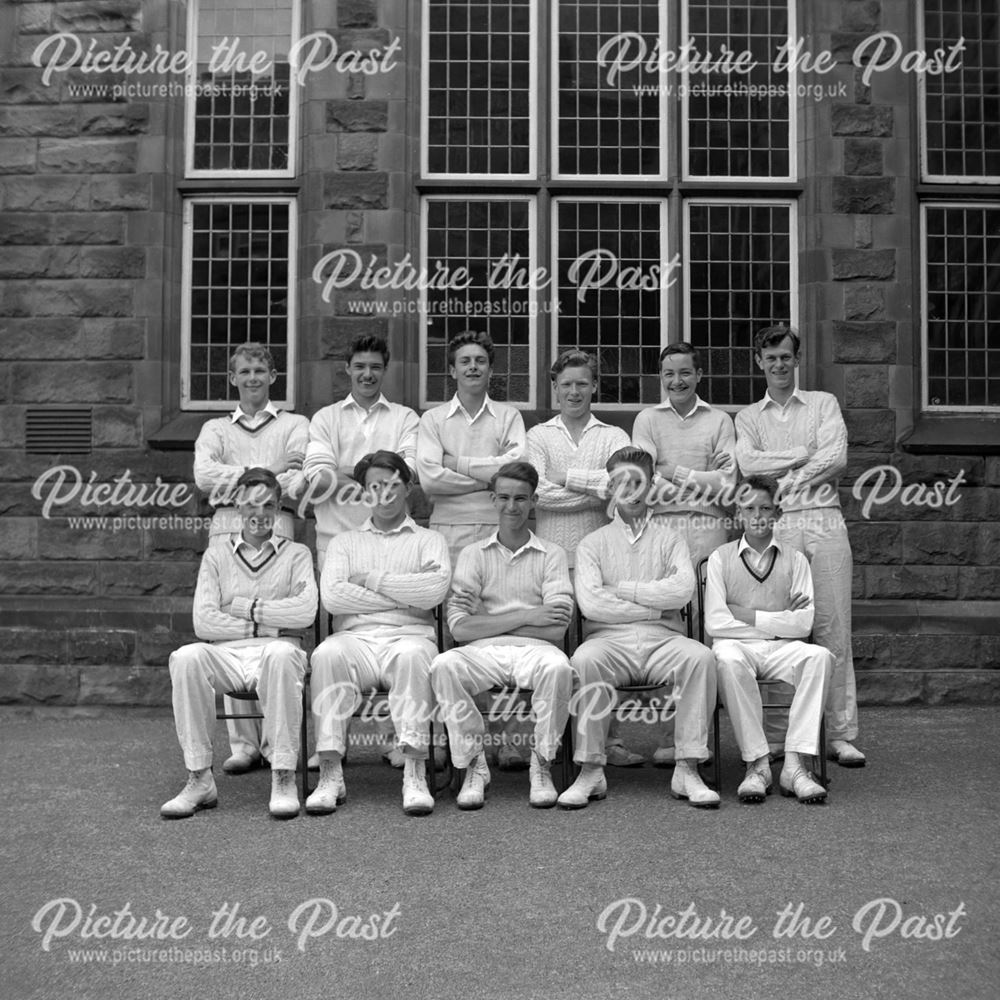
425, 0, 532, 175
923, 1, 1000, 179
188, 200, 291, 402
687, 201, 793, 405
925, 205, 1000, 407
686, 0, 791, 178
192, 0, 293, 173
423, 199, 533, 403
555, 200, 665, 405
556, 0, 663, 176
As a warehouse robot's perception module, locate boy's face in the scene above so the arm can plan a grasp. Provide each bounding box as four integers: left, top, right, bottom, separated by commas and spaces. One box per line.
229, 352, 276, 409
660, 353, 702, 410
754, 335, 799, 396
554, 365, 595, 420
345, 350, 386, 404
490, 475, 534, 533
237, 484, 280, 542
738, 487, 779, 542
608, 462, 650, 521
363, 464, 410, 521
449, 344, 492, 395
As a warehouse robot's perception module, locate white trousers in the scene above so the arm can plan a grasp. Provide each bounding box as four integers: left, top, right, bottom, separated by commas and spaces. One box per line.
775, 508, 858, 742
714, 638, 833, 761
570, 623, 716, 765
430, 642, 573, 768
169, 639, 305, 771
310, 632, 437, 758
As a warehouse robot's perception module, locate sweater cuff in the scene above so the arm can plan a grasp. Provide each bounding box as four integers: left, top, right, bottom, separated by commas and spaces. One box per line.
455, 456, 472, 477
616, 582, 637, 603
364, 570, 385, 594
672, 465, 692, 487
230, 597, 253, 620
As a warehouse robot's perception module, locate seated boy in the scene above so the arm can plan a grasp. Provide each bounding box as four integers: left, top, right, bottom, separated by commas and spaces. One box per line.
308, 451, 451, 817
161, 468, 317, 820
430, 461, 574, 810
559, 447, 718, 810
705, 475, 832, 804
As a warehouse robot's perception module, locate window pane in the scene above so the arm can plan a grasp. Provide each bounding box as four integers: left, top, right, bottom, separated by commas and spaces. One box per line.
555, 200, 666, 405
556, 1, 664, 176
423, 198, 534, 403
186, 200, 292, 404
924, 205, 1000, 407
191, 0, 294, 174
686, 0, 791, 178
687, 201, 794, 405
425, 0, 533, 175
924, 1, 1000, 179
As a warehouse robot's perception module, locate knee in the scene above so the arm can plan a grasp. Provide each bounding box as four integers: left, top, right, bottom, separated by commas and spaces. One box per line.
169, 643, 208, 680
570, 645, 602, 683
261, 641, 303, 674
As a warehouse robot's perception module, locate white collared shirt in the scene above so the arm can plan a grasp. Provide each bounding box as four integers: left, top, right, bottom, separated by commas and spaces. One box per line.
446, 394, 496, 425
231, 402, 280, 428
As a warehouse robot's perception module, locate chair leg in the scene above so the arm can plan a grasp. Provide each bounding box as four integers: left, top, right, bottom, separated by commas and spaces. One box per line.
711, 702, 721, 791
300, 676, 310, 800
818, 715, 829, 788
560, 717, 575, 792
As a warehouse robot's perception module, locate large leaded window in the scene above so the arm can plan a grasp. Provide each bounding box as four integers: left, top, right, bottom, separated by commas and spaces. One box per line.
919, 3, 1000, 413
419, 0, 796, 409
181, 0, 299, 410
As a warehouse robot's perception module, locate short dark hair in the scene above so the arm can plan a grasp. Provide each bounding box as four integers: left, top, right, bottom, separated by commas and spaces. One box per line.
550, 349, 598, 381
753, 324, 800, 356
353, 449, 412, 486
347, 335, 390, 366
233, 466, 281, 506
606, 446, 654, 482
448, 330, 495, 367
489, 461, 538, 493
229, 342, 275, 373
658, 341, 701, 371
737, 474, 781, 507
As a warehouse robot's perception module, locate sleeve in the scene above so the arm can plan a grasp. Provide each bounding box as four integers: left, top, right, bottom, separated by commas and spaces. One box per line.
193, 419, 243, 502
364, 530, 452, 610
397, 407, 420, 481
529, 427, 599, 512
754, 550, 815, 639
574, 534, 660, 624
614, 527, 695, 610
301, 407, 339, 482
416, 409, 481, 497
778, 394, 848, 492
540, 544, 574, 617
630, 409, 659, 463
192, 550, 255, 641
252, 545, 318, 630
445, 544, 485, 634
703, 549, 771, 639
734, 406, 810, 478
454, 408, 527, 480
320, 535, 399, 615
672, 413, 737, 493
563, 426, 632, 499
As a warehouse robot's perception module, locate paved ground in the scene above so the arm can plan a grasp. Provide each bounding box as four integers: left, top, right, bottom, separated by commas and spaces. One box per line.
1, 705, 998, 1000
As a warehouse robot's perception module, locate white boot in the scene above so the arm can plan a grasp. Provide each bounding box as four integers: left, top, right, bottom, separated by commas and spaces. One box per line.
557, 764, 607, 810
670, 760, 720, 808
269, 769, 300, 819
402, 757, 434, 816
456, 752, 490, 810
305, 756, 346, 815
161, 769, 217, 819
528, 751, 557, 809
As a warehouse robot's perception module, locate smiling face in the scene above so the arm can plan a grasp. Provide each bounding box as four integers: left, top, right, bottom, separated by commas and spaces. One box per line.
237, 482, 281, 544
737, 487, 779, 545
345, 350, 386, 407
229, 352, 277, 413
490, 475, 534, 535
554, 365, 596, 421
608, 461, 651, 522
754, 335, 799, 399
449, 344, 492, 397
363, 464, 410, 525
659, 353, 702, 413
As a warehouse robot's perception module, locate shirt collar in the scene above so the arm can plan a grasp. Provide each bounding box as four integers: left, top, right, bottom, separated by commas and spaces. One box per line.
544, 413, 607, 440
612, 509, 655, 544
737, 535, 782, 558
360, 514, 418, 536
342, 393, 390, 414
761, 388, 806, 411
231, 401, 279, 424
483, 529, 546, 559
447, 394, 495, 423
231, 531, 284, 555
655, 395, 712, 419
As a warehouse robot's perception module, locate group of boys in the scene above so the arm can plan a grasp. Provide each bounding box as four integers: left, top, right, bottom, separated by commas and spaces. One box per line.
162, 325, 864, 820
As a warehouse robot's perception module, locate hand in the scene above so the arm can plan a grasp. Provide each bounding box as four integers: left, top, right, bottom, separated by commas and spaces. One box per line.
449, 591, 481, 616
292, 580, 308, 596
442, 455, 458, 472
548, 469, 567, 487
526, 605, 572, 628
788, 592, 811, 611
285, 451, 304, 470
711, 451, 735, 471
348, 573, 369, 588
727, 603, 756, 625
656, 461, 677, 482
